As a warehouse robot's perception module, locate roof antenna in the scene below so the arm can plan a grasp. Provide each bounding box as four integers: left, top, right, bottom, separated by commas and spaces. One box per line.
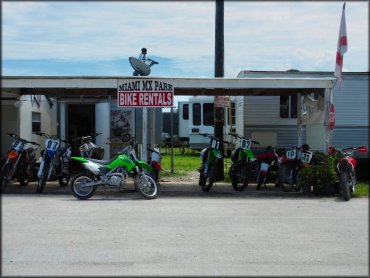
129, 47, 158, 76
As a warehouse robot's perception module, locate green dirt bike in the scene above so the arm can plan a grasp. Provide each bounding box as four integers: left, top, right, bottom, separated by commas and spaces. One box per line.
198, 133, 224, 192
70, 145, 158, 200
228, 133, 259, 191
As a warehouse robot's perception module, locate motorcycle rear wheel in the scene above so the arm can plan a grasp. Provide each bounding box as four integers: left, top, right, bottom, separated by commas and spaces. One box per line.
0, 163, 14, 193
280, 165, 294, 192
71, 174, 95, 200
135, 174, 158, 199
340, 171, 351, 201
201, 165, 216, 192
36, 162, 50, 193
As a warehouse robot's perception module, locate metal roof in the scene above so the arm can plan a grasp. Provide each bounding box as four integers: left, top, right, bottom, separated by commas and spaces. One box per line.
1, 75, 335, 99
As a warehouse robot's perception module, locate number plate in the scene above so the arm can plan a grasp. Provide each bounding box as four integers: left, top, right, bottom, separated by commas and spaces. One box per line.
240, 139, 251, 150
286, 149, 297, 159
300, 151, 313, 163
45, 139, 60, 151
12, 140, 26, 151
210, 138, 221, 150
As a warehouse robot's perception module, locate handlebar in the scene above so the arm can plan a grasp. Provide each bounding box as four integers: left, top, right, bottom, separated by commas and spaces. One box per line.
6, 132, 40, 146
228, 133, 260, 145
147, 147, 164, 155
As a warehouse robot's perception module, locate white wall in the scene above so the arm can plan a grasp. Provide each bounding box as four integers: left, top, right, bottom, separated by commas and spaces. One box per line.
95, 102, 110, 159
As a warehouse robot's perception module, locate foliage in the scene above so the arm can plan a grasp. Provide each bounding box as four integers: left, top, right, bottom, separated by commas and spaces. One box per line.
311, 152, 339, 195
352, 182, 369, 198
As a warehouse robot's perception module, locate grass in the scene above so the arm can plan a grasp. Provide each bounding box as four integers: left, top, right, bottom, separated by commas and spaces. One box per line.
353, 181, 369, 198
160, 147, 232, 178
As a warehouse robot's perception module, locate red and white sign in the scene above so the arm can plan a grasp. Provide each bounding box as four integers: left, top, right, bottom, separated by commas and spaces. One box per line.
215, 96, 230, 108
329, 103, 335, 130
117, 79, 174, 107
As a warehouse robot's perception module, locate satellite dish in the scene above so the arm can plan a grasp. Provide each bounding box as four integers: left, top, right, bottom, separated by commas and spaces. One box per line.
129, 57, 151, 76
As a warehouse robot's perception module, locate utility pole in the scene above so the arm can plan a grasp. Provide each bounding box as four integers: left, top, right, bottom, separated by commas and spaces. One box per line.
214, 0, 224, 180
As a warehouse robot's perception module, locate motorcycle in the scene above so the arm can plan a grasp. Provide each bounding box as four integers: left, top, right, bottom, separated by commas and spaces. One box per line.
70, 144, 158, 200
147, 146, 163, 183
228, 133, 259, 191
0, 133, 40, 193
198, 133, 224, 192
278, 144, 312, 192
329, 145, 368, 201
74, 133, 105, 159
35, 132, 72, 193
256, 146, 278, 190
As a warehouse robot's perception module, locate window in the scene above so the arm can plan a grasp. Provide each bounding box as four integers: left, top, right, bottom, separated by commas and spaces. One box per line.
32, 112, 41, 133
192, 103, 201, 125
182, 104, 189, 120
203, 103, 214, 126
280, 96, 297, 118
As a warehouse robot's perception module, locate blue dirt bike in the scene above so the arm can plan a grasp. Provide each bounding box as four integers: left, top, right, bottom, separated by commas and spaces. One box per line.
35, 132, 72, 193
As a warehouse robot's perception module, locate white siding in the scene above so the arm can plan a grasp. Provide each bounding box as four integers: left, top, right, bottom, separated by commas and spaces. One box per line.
244, 96, 297, 126
332, 74, 369, 126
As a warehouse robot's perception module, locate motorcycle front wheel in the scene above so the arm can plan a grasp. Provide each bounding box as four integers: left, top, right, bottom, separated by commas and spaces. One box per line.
0, 163, 14, 193
231, 165, 249, 192
71, 174, 95, 200
135, 174, 158, 199
200, 165, 216, 192
256, 171, 266, 190
37, 162, 50, 193
340, 171, 351, 201
280, 165, 294, 192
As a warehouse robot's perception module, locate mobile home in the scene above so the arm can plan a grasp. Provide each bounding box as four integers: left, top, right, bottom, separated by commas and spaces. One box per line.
236, 71, 369, 157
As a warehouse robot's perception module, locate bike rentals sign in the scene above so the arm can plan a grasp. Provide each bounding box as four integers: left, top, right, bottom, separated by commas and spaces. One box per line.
117, 79, 174, 107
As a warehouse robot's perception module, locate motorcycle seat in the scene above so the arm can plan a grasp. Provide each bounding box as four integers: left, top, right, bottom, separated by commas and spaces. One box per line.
87, 157, 116, 165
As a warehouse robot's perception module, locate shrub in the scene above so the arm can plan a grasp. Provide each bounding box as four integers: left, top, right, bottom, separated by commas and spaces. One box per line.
311, 152, 339, 195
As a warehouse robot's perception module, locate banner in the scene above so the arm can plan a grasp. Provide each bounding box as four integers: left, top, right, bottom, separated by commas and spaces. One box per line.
334, 2, 348, 88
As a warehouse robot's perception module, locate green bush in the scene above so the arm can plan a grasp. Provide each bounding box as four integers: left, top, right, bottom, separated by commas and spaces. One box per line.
311, 152, 339, 195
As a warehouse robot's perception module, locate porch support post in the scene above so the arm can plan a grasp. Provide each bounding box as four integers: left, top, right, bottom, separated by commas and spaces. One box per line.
297, 92, 303, 148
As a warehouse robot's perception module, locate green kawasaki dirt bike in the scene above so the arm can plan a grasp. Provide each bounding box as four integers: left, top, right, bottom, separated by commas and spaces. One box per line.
228, 133, 259, 191
198, 133, 224, 192
70, 145, 158, 200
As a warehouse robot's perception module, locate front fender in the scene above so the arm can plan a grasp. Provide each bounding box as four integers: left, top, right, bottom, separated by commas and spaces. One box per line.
137, 160, 152, 172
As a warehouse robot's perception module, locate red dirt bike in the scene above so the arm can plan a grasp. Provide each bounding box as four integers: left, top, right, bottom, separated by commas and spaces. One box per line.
329, 146, 368, 201
147, 146, 163, 183
0, 133, 40, 193
256, 147, 278, 190
278, 144, 312, 192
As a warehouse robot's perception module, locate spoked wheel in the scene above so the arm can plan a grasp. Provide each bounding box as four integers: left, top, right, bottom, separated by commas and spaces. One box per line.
71, 174, 96, 200
135, 174, 158, 199
0, 163, 14, 193
201, 165, 216, 192
280, 165, 294, 192
340, 171, 351, 201
256, 172, 266, 190
36, 162, 50, 193
231, 165, 249, 192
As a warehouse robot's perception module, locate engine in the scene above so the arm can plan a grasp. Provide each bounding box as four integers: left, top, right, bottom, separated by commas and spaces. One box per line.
107, 173, 124, 186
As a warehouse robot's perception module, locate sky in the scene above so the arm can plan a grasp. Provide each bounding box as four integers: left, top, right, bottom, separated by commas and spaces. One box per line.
2, 1, 369, 105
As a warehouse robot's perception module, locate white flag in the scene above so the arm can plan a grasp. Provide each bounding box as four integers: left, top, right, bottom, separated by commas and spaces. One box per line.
334, 2, 348, 88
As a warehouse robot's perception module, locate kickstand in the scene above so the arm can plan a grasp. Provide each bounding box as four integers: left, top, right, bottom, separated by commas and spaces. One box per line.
104, 185, 107, 199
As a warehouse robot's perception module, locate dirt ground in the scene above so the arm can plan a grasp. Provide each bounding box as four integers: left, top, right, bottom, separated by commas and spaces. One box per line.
159, 171, 200, 183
